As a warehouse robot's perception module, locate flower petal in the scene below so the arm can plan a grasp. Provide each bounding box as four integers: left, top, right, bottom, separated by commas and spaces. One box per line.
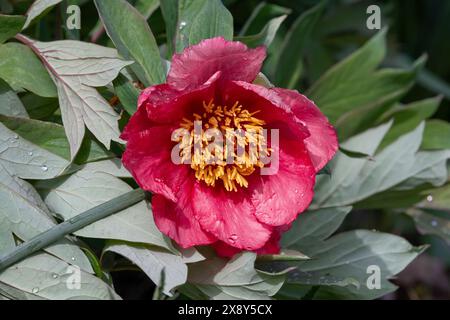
137, 72, 220, 125
273, 88, 338, 171
212, 230, 281, 258
121, 125, 190, 203
120, 99, 152, 141
192, 182, 273, 250
250, 138, 316, 227
152, 194, 216, 248
167, 37, 266, 90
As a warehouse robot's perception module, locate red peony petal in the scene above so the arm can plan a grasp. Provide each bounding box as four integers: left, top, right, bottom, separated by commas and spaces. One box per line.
136, 72, 220, 125
249, 138, 316, 227
167, 37, 266, 91
121, 125, 190, 203
152, 194, 216, 248
212, 230, 281, 258
273, 88, 338, 171
120, 99, 152, 141
192, 182, 273, 251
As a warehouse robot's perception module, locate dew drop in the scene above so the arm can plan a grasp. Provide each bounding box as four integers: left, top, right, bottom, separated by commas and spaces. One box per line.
71, 256, 76, 261
179, 21, 187, 29
28, 151, 33, 156
228, 234, 238, 243
32, 287, 39, 294
426, 195, 433, 202
431, 220, 438, 227
52, 273, 59, 279
13, 134, 19, 139
41, 165, 48, 172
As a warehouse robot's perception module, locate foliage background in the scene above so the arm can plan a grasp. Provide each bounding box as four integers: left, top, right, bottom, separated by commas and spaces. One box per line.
0, 0, 449, 300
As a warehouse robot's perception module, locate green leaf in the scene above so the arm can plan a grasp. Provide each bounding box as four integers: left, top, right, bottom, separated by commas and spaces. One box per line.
174, 0, 233, 53
21, 94, 58, 120
22, 0, 63, 29
0, 253, 119, 300
104, 241, 187, 295
183, 252, 285, 300
378, 97, 441, 149
285, 230, 425, 299
235, 14, 287, 48
0, 78, 28, 118
94, 0, 165, 86
407, 208, 450, 245
421, 119, 450, 150
0, 115, 113, 164
238, 2, 291, 37
134, 0, 160, 19
0, 183, 92, 273
0, 122, 70, 180
0, 43, 57, 98
113, 74, 140, 115
35, 166, 172, 251
313, 122, 450, 208
308, 28, 424, 139
0, 14, 25, 44
273, 1, 326, 88
160, 0, 178, 57
281, 206, 352, 249
15, 35, 131, 159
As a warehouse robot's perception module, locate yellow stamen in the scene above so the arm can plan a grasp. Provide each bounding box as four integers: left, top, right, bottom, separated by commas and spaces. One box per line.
175, 99, 269, 192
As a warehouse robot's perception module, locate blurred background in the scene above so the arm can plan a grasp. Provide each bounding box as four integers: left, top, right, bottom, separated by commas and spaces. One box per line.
2, 0, 449, 299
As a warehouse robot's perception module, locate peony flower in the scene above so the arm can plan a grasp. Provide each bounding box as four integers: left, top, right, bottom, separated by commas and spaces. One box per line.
121, 37, 338, 257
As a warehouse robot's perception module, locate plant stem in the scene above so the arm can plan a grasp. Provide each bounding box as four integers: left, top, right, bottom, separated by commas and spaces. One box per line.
0, 188, 146, 272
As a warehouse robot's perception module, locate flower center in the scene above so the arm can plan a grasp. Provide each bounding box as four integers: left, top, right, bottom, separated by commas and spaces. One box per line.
175, 99, 269, 192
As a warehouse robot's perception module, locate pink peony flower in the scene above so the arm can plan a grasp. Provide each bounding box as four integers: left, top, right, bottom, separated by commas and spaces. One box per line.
121, 37, 338, 257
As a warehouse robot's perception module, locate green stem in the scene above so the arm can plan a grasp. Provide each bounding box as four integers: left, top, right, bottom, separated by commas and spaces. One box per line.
0, 189, 146, 272
256, 254, 310, 262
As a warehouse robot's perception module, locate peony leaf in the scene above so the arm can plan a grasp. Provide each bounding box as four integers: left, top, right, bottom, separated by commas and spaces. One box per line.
94, 0, 166, 86
16, 35, 132, 159
0, 14, 25, 44
281, 230, 425, 300
307, 28, 424, 139
377, 97, 442, 150
162, 0, 233, 55
281, 206, 352, 249
313, 122, 450, 208
0, 79, 28, 118
104, 242, 187, 295
35, 166, 172, 251
112, 74, 140, 115
407, 208, 450, 245
0, 122, 71, 180
238, 2, 291, 37
0, 253, 119, 300
421, 119, 450, 150
182, 252, 285, 300
235, 14, 287, 48
273, 1, 325, 88
22, 0, 62, 30
0, 115, 113, 164
0, 182, 92, 273
0, 43, 57, 98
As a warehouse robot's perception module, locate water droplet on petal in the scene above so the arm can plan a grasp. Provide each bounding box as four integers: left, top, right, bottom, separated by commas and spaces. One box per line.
32, 287, 39, 294
427, 195, 433, 202
28, 151, 33, 156
52, 273, 59, 279
13, 134, 19, 139
41, 165, 48, 172
228, 234, 238, 244
71, 256, 76, 261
